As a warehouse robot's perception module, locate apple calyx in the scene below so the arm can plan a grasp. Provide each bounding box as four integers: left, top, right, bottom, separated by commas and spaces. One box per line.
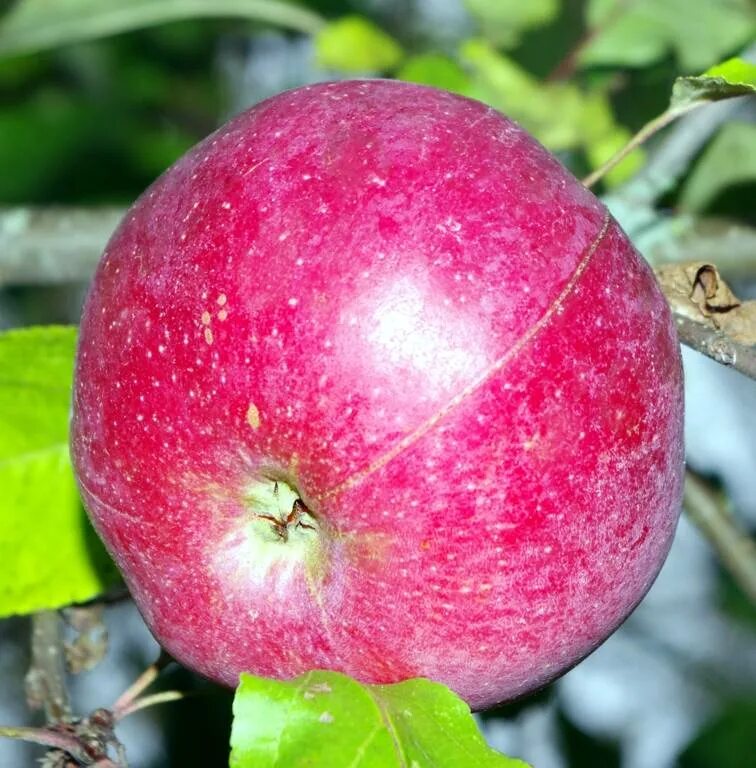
244, 476, 319, 545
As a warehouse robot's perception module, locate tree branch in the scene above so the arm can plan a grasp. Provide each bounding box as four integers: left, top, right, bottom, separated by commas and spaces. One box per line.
674, 314, 756, 381
0, 206, 124, 287
684, 470, 756, 606
24, 611, 71, 723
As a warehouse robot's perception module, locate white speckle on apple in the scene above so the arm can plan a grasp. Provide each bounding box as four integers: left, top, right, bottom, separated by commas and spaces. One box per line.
204, 328, 213, 345
319, 712, 334, 724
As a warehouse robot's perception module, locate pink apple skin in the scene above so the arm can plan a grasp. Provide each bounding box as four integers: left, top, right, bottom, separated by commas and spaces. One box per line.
72, 80, 683, 710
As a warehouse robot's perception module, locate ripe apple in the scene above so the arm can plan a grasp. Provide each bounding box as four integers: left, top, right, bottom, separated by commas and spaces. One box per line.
72, 80, 684, 710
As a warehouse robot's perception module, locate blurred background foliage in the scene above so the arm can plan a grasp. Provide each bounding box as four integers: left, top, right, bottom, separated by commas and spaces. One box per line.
1, 1, 755, 767
1, 0, 753, 205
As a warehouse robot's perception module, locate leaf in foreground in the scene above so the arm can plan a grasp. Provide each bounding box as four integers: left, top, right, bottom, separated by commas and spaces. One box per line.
0, 326, 119, 617
230, 670, 530, 767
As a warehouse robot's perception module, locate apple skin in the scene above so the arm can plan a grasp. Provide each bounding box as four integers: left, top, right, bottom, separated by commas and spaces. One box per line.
72, 80, 683, 710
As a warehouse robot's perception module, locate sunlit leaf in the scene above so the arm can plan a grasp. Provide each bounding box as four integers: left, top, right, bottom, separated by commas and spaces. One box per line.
671, 57, 756, 109
315, 16, 403, 73
680, 122, 756, 212
0, 326, 119, 617
580, 0, 755, 71
464, 0, 558, 48
230, 670, 530, 768
0, 0, 324, 59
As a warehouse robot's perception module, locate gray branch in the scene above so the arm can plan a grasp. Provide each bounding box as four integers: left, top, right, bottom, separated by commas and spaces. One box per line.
674, 314, 756, 382
684, 470, 756, 607
24, 611, 71, 723
0, 206, 124, 287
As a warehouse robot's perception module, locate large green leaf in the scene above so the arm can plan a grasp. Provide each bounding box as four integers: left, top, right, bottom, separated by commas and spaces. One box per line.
580, 0, 755, 71
315, 15, 403, 73
0, 326, 119, 617
230, 670, 530, 767
0, 0, 324, 59
464, 0, 558, 48
671, 57, 756, 109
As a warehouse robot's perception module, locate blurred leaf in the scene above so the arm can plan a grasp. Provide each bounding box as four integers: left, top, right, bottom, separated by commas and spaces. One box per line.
128, 126, 197, 178
458, 38, 642, 180
315, 15, 403, 73
230, 670, 530, 768
464, 0, 558, 48
678, 700, 756, 768
0, 0, 324, 58
460, 39, 584, 149
0, 326, 119, 618
396, 53, 473, 95
580, 0, 756, 71
556, 709, 621, 767
680, 122, 756, 212
671, 57, 756, 108
0, 93, 95, 201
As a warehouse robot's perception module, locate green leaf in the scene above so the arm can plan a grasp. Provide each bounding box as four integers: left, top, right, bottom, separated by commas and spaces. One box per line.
680, 122, 756, 212
464, 0, 558, 48
315, 15, 403, 73
230, 670, 530, 768
0, 0, 324, 59
671, 57, 756, 109
580, 0, 756, 72
396, 54, 473, 96
0, 326, 119, 617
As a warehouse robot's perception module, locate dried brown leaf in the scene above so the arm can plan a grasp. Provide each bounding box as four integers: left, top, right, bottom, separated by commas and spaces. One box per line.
656, 261, 743, 324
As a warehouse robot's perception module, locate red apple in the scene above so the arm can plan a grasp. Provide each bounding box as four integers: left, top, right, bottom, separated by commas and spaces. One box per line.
72, 80, 684, 710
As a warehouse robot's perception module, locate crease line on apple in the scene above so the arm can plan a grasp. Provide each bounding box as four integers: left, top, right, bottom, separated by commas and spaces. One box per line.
320, 208, 612, 502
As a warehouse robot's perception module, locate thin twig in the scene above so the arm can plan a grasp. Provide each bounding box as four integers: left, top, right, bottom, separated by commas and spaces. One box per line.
25, 611, 71, 723
0, 724, 81, 753
583, 104, 699, 189
615, 97, 754, 206
116, 691, 189, 721
684, 470, 756, 606
608, 41, 756, 205
111, 650, 173, 718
